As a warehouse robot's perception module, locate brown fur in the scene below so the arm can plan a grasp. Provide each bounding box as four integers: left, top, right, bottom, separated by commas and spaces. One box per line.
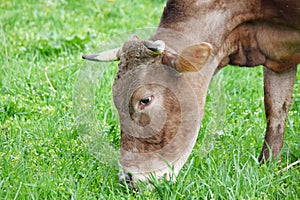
159, 0, 198, 27
116, 38, 159, 80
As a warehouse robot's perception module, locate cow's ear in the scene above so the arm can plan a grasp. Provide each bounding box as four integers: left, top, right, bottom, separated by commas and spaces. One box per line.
175, 42, 213, 72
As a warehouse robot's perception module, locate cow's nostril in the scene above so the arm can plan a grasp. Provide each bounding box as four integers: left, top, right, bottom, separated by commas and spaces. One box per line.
124, 173, 133, 184
119, 172, 133, 185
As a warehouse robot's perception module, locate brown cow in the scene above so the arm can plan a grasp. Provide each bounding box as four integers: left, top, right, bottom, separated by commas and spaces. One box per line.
83, 0, 300, 185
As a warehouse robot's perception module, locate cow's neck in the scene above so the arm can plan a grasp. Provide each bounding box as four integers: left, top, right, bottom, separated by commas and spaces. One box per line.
151, 0, 276, 73
154, 0, 274, 46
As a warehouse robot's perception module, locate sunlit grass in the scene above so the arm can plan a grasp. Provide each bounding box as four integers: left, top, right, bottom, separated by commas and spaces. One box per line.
1, 0, 299, 199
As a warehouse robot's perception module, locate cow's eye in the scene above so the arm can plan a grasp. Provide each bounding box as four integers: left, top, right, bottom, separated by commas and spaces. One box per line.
140, 96, 153, 106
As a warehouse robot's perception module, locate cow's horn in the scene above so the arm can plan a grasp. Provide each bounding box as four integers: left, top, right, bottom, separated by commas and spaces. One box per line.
82, 47, 120, 62
143, 40, 165, 53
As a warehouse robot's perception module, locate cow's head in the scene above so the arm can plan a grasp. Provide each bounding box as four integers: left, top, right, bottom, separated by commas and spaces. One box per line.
83, 34, 214, 185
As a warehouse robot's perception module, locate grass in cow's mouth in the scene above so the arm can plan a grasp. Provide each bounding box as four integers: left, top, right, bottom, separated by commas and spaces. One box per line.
1, 0, 300, 199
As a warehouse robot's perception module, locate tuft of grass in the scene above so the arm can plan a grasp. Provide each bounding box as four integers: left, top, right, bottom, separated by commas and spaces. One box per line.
1, 0, 299, 199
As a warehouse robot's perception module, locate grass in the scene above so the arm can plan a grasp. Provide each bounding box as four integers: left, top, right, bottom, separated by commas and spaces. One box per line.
0, 0, 299, 199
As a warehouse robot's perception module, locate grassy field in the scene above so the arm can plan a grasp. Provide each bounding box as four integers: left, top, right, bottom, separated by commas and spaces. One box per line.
1, 0, 299, 199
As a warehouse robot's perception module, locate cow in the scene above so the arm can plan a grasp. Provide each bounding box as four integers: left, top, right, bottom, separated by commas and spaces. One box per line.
82, 0, 300, 185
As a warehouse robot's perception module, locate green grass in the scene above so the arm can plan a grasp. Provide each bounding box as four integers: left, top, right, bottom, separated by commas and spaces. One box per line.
0, 0, 299, 199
